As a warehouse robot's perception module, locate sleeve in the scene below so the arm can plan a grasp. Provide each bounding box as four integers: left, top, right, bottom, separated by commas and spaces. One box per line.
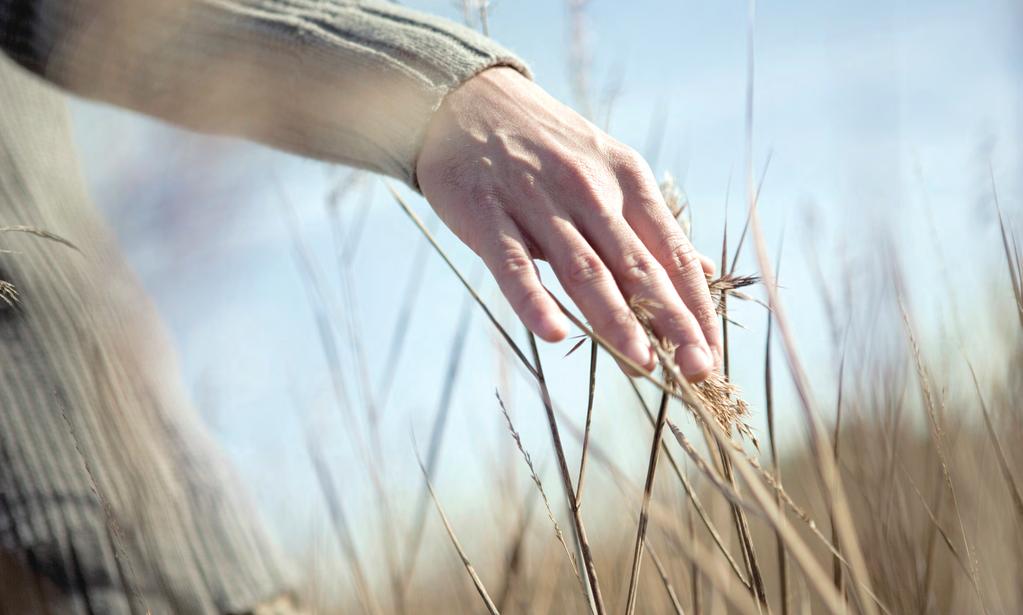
0, 0, 530, 187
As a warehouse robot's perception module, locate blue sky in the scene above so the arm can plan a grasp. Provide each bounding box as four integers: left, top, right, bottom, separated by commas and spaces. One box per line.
69, 0, 1021, 568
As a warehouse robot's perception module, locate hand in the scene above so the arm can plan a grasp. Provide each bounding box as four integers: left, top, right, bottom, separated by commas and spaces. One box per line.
417, 67, 721, 381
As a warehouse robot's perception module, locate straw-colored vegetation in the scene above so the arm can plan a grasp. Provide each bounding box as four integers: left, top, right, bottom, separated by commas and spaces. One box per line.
287, 157, 1022, 614
281, 4, 1023, 614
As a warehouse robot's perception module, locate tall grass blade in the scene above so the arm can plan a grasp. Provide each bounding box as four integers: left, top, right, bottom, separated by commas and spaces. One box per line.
575, 341, 599, 507
624, 390, 671, 615
496, 391, 587, 600
897, 294, 988, 614
627, 378, 752, 590
990, 168, 1023, 327
740, 0, 878, 607
388, 184, 536, 378
414, 444, 501, 615
966, 360, 1023, 520
765, 236, 789, 615
647, 542, 686, 615
528, 333, 606, 615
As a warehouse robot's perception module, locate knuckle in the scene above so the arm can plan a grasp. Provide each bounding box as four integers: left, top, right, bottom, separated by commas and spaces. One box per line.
510, 169, 540, 196
611, 144, 646, 173
496, 249, 534, 279
563, 250, 606, 289
619, 250, 661, 286
555, 161, 615, 207
663, 237, 699, 275
553, 160, 595, 191
611, 145, 657, 189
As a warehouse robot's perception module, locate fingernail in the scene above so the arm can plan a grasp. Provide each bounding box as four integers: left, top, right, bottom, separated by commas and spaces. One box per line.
678, 344, 713, 378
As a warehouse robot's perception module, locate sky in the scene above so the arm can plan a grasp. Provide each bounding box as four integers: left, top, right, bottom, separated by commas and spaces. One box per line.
67, 0, 1021, 565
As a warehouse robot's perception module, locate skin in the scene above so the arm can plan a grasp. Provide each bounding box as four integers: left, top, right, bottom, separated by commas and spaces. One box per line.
417, 67, 721, 382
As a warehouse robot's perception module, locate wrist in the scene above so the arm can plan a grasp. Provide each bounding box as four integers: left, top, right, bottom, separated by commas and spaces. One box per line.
417, 66, 532, 186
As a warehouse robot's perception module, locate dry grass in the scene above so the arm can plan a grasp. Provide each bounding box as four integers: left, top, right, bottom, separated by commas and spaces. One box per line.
287, 8, 1023, 599
278, 158, 1022, 615
283, 5, 1023, 604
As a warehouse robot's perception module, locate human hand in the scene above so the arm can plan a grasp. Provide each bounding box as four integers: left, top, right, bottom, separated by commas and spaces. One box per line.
417, 67, 720, 381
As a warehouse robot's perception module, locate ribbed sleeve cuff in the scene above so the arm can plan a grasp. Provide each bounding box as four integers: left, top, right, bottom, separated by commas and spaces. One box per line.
262, 1, 534, 187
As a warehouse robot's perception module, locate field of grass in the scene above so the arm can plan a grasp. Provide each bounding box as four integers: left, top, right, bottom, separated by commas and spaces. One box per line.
269, 4, 1023, 614
285, 161, 1021, 614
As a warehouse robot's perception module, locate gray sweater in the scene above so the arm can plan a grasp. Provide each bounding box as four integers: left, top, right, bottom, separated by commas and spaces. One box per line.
0, 1, 525, 613
0, 0, 528, 186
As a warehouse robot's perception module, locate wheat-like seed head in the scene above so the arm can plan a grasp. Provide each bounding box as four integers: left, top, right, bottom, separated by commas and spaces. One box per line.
628, 295, 758, 449
693, 373, 759, 450
708, 273, 761, 315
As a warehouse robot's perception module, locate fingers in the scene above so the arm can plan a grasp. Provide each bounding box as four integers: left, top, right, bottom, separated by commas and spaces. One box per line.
619, 170, 722, 376
573, 207, 715, 381
529, 215, 655, 371
474, 212, 569, 343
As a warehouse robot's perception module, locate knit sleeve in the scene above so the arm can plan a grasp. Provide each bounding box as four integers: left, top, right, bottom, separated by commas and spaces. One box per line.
0, 0, 530, 187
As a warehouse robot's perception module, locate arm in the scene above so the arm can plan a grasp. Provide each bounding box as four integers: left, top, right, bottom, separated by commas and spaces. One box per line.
0, 0, 525, 184
0, 0, 721, 380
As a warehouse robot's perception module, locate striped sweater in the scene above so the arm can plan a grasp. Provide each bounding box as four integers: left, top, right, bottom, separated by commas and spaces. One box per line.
0, 1, 525, 612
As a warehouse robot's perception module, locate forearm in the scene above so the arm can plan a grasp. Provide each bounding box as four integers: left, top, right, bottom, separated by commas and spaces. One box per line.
0, 0, 528, 185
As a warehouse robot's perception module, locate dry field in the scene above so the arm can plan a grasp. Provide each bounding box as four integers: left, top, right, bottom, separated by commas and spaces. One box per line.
285, 164, 1021, 614
285, 4, 1023, 614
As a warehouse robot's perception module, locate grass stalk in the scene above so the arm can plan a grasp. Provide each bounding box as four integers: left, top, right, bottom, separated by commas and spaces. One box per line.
624, 389, 671, 615
414, 446, 501, 615
720, 207, 769, 610
496, 391, 587, 599
896, 295, 987, 614
966, 360, 1023, 520
647, 541, 686, 615
388, 185, 536, 378
627, 378, 752, 590
575, 341, 599, 507
764, 253, 788, 615
528, 333, 606, 615
739, 7, 878, 607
